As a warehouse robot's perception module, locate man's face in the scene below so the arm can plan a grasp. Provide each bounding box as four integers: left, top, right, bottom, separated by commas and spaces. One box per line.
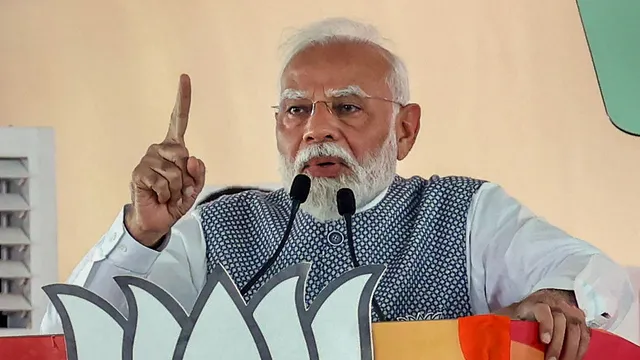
276, 42, 408, 221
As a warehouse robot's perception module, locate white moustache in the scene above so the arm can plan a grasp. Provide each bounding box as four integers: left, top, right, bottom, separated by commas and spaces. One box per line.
294, 143, 359, 173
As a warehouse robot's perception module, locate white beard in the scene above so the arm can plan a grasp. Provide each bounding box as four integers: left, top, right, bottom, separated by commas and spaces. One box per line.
278, 128, 398, 222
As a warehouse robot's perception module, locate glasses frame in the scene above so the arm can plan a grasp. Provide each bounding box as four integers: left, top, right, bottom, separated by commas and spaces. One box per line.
271, 95, 405, 120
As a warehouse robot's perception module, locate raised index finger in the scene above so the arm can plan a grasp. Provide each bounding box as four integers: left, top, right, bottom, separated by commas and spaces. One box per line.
165, 74, 192, 144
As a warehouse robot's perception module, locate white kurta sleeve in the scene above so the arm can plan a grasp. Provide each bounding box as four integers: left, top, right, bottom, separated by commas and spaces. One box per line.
39, 206, 208, 334
466, 182, 634, 331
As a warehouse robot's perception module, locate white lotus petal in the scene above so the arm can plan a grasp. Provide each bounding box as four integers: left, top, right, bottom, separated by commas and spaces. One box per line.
181, 283, 261, 360
44, 263, 385, 360
311, 274, 373, 360
57, 293, 124, 360
128, 286, 183, 360
252, 276, 309, 360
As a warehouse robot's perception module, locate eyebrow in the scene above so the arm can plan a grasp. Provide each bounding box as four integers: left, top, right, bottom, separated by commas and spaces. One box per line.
326, 85, 371, 98
279, 85, 371, 101
280, 89, 308, 101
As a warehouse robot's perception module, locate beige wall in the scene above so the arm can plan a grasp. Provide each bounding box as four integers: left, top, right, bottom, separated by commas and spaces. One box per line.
1, 0, 639, 280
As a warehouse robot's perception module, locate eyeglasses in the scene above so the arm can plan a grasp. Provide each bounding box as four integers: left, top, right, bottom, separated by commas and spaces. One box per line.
272, 95, 403, 122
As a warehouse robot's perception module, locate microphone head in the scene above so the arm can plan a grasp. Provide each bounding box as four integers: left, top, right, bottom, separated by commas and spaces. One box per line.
289, 174, 311, 203
336, 188, 356, 216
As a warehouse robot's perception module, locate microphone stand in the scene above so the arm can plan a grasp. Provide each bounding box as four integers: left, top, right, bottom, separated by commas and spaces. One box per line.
240, 174, 311, 296
337, 188, 387, 322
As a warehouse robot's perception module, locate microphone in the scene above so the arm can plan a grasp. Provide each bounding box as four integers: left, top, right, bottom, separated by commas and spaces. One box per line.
336, 188, 387, 322
240, 174, 311, 296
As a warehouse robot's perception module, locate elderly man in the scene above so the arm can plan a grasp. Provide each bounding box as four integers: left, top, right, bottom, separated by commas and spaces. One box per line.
42, 18, 633, 360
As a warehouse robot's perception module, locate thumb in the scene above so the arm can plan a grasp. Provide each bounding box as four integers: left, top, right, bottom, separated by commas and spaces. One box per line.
493, 303, 519, 318
187, 156, 206, 194
176, 157, 206, 214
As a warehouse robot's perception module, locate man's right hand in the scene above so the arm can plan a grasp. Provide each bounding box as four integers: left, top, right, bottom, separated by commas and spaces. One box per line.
126, 74, 206, 247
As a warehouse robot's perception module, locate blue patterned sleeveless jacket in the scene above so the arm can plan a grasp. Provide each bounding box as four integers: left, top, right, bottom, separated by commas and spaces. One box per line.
198, 175, 485, 321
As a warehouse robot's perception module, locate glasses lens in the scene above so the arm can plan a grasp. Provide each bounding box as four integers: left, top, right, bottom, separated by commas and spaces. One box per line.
279, 98, 314, 118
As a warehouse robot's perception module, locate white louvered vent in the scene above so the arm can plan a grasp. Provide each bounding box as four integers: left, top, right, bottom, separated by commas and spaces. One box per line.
0, 127, 57, 336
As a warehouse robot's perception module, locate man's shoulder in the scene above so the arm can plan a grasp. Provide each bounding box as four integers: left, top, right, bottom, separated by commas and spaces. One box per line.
385, 175, 490, 218
398, 174, 488, 190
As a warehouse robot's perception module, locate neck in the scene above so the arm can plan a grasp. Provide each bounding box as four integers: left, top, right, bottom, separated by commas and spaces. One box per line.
356, 185, 389, 213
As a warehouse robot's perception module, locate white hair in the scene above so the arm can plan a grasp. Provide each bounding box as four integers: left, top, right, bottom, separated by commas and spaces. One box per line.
278, 17, 410, 105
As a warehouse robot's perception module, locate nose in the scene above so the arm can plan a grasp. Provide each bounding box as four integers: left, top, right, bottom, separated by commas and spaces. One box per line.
302, 102, 340, 144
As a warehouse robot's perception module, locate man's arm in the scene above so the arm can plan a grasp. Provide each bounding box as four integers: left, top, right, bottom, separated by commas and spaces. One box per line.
466, 182, 634, 330
39, 206, 207, 334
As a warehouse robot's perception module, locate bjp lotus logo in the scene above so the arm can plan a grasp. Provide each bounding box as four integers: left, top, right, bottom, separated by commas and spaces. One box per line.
43, 263, 385, 360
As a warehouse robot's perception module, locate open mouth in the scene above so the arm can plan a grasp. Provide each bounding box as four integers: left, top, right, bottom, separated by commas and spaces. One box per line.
302, 156, 346, 177
304, 156, 345, 168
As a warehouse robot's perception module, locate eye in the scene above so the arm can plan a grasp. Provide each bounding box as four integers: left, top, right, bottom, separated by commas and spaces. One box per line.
286, 105, 312, 116
333, 103, 362, 115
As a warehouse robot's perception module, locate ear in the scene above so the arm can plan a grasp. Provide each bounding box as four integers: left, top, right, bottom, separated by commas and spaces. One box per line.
395, 104, 421, 161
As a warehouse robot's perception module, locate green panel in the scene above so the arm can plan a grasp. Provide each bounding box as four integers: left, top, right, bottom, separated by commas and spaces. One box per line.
577, 0, 640, 136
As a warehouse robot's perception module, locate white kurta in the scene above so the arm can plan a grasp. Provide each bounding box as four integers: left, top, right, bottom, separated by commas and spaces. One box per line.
40, 178, 633, 335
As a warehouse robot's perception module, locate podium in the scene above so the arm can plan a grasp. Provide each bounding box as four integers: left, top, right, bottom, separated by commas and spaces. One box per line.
0, 318, 639, 360
1, 263, 638, 359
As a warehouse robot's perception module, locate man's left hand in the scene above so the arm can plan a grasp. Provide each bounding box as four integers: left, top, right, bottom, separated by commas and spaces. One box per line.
496, 289, 590, 360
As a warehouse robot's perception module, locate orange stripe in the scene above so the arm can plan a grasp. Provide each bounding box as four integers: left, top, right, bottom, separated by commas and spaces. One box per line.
372, 320, 466, 359
458, 314, 511, 360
